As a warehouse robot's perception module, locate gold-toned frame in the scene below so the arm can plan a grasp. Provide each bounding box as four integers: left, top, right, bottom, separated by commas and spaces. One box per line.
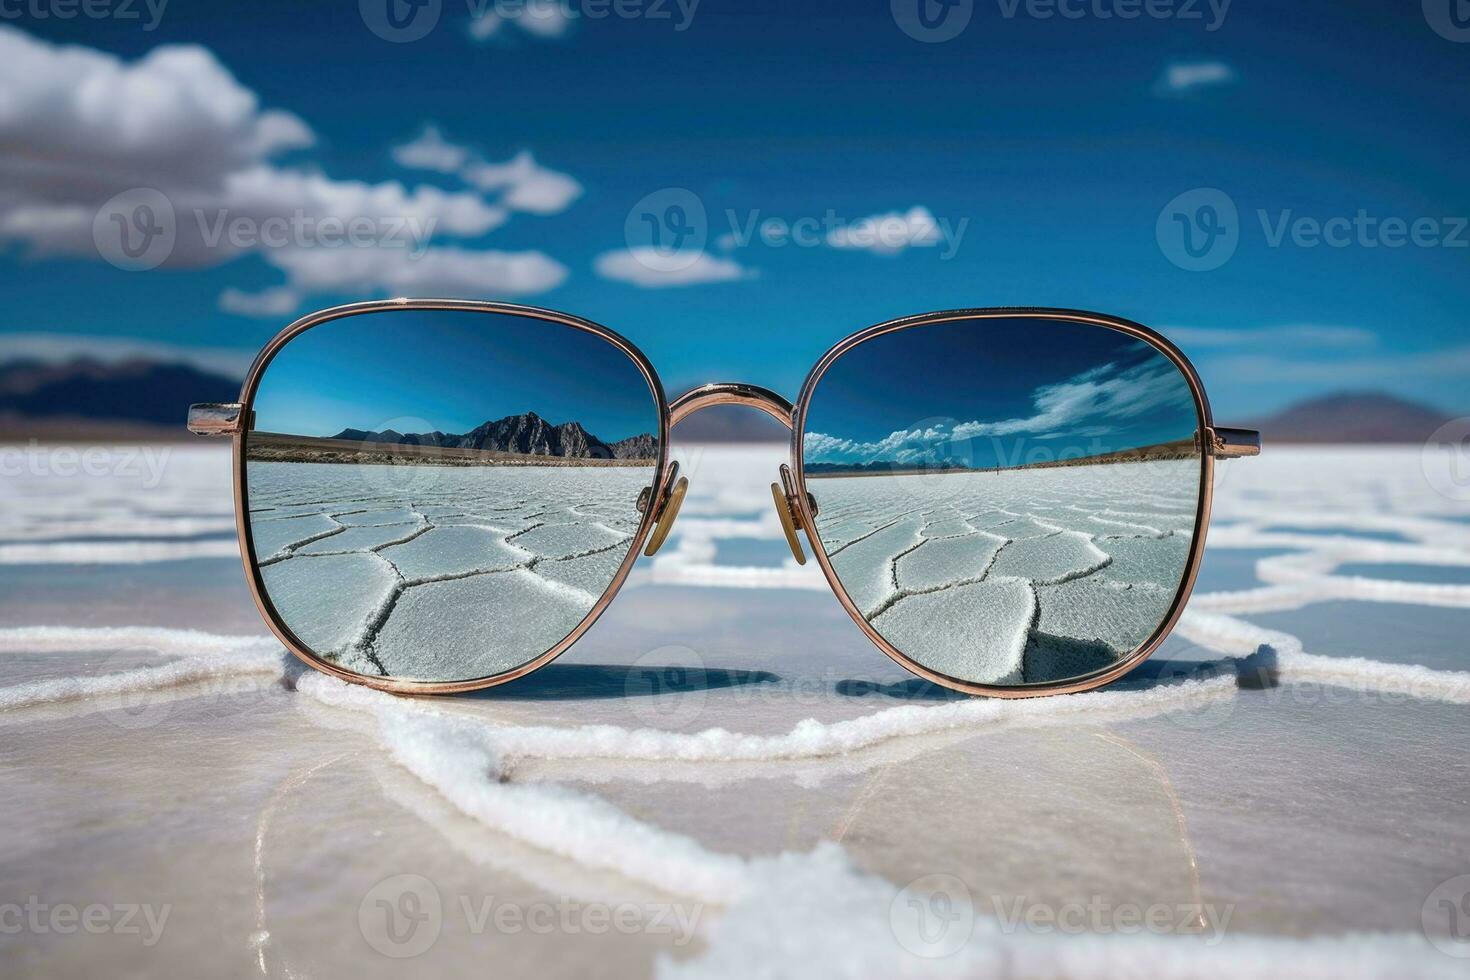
789, 307, 1227, 698
221, 298, 672, 695
191, 302, 1259, 698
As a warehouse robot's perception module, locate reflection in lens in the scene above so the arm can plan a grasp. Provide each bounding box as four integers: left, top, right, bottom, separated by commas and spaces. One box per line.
244, 309, 659, 684
803, 316, 1202, 688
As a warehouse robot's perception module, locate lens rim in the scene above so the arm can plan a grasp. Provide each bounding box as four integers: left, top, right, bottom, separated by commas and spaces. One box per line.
790, 308, 1217, 698
233, 298, 671, 694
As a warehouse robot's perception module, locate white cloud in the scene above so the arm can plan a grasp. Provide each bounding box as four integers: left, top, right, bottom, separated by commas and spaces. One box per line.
392, 126, 583, 216
1166, 325, 1378, 349
0, 333, 254, 378
805, 358, 1194, 464
461, 151, 582, 215
950, 360, 1190, 440
826, 206, 941, 254
467, 0, 574, 41
0, 30, 312, 187
1203, 346, 1470, 385
217, 285, 303, 318
222, 245, 568, 310
1154, 61, 1236, 96
0, 28, 570, 317
593, 248, 753, 288
389, 124, 470, 173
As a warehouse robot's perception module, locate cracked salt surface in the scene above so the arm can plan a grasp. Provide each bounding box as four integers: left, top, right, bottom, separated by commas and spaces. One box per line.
812, 460, 1198, 685
245, 461, 649, 681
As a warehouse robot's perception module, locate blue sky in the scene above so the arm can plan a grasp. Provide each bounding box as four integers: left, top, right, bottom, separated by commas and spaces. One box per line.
250, 310, 660, 441
1, 0, 1467, 419
803, 316, 1198, 468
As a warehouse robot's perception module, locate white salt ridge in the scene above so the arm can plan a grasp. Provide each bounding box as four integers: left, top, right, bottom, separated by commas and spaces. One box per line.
0, 626, 283, 710
293, 673, 1460, 980
1178, 610, 1470, 703
3, 609, 1466, 976
0, 538, 240, 564
0, 625, 279, 656
1196, 531, 1470, 614
0, 515, 235, 542
297, 668, 1237, 763
659, 841, 1463, 980
320, 680, 754, 905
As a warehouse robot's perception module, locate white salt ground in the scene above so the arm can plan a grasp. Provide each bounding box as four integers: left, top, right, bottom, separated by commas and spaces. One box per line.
1, 444, 1468, 978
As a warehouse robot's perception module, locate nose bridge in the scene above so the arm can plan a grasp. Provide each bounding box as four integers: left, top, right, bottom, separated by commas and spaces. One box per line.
667, 382, 794, 430
661, 383, 812, 566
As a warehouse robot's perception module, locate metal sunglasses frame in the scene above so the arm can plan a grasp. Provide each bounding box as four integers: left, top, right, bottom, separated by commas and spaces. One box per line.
189, 299, 1261, 698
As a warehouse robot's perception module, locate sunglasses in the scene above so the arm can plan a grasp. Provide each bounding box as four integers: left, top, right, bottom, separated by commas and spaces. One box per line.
188, 301, 1260, 698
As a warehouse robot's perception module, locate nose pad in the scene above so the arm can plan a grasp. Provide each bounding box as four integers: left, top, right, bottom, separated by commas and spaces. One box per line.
770, 463, 809, 566
642, 461, 688, 557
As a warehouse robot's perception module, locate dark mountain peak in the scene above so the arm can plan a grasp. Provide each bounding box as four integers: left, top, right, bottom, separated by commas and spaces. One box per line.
328, 411, 656, 459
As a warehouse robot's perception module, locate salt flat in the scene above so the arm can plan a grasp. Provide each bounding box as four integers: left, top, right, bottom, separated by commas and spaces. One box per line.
248, 461, 650, 679
0, 444, 1468, 979
811, 460, 1196, 685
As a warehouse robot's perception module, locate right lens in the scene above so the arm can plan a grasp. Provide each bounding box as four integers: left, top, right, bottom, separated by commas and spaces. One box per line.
242, 307, 662, 686
801, 314, 1205, 690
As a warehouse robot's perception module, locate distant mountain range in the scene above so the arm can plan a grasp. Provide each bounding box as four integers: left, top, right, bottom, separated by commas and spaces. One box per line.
331, 412, 656, 460
0, 357, 238, 437
0, 353, 1457, 446
1245, 392, 1452, 444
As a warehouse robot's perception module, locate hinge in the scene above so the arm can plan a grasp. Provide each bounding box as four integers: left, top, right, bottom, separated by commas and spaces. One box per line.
1210, 426, 1261, 458
187, 403, 244, 436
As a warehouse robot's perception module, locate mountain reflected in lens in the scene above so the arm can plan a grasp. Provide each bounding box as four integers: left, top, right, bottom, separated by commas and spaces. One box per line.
803, 316, 1203, 688
244, 309, 660, 685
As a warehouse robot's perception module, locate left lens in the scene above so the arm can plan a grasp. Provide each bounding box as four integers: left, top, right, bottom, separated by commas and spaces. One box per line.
243, 307, 661, 686
800, 313, 1205, 690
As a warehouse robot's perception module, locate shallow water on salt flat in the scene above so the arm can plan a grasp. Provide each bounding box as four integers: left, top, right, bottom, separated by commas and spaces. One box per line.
1, 443, 1469, 979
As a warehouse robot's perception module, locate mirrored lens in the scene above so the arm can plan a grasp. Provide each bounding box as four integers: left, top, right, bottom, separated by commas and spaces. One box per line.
802, 315, 1203, 688
244, 308, 660, 684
